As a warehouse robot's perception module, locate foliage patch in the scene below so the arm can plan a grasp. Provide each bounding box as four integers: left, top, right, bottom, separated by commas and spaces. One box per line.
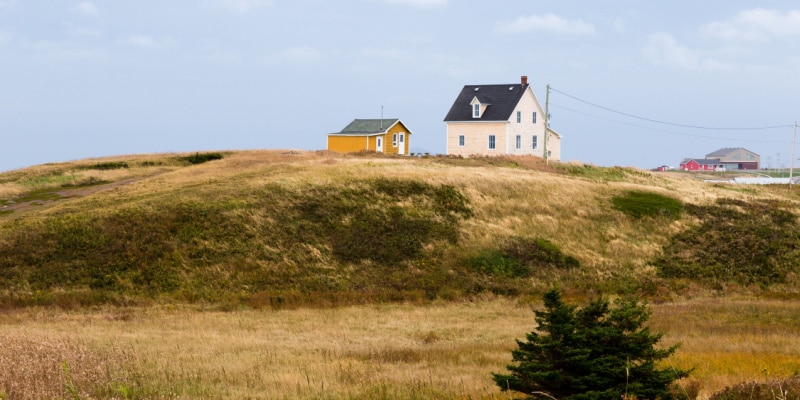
178, 152, 224, 165
0, 178, 475, 306
556, 164, 630, 181
654, 198, 800, 286
289, 178, 472, 265
466, 237, 579, 277
80, 162, 129, 170
612, 190, 683, 219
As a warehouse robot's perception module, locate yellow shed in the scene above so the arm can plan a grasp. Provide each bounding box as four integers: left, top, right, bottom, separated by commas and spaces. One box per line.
327, 119, 413, 155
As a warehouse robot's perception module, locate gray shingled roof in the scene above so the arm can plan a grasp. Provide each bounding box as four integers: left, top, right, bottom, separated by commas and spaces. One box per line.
706, 147, 758, 157
687, 158, 723, 165
329, 119, 400, 135
443, 84, 528, 122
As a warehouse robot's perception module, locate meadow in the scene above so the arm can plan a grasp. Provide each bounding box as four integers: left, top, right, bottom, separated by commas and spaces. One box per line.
3, 151, 800, 399
2, 298, 800, 399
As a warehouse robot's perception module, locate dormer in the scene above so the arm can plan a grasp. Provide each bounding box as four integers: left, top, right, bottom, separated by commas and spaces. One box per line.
470, 95, 490, 119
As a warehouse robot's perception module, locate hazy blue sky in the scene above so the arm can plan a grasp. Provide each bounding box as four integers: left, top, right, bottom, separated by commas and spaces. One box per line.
2, 0, 800, 172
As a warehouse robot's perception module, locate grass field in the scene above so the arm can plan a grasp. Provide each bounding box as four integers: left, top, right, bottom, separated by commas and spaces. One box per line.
2, 298, 800, 399
4, 151, 800, 399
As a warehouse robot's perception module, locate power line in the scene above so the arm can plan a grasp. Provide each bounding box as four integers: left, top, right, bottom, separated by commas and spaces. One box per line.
550, 103, 789, 144
550, 87, 794, 131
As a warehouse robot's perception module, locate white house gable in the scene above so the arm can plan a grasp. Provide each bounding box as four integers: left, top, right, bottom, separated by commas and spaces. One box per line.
444, 76, 561, 161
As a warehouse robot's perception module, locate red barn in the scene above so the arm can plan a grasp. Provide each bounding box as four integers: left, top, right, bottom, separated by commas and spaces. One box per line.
680, 159, 725, 171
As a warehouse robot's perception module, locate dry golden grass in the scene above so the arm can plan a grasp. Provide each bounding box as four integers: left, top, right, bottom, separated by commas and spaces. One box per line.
4, 150, 797, 298
1, 298, 799, 399
4, 151, 800, 398
0, 332, 132, 399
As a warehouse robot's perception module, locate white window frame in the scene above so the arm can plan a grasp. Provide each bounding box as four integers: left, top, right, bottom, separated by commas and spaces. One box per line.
458, 135, 465, 147
392, 134, 397, 147
516, 111, 521, 123
473, 104, 480, 118
532, 135, 538, 150
515, 135, 521, 150
532, 112, 537, 124
488, 135, 496, 150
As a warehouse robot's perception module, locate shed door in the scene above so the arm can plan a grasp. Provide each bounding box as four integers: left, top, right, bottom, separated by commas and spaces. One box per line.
376, 137, 383, 153
398, 133, 405, 155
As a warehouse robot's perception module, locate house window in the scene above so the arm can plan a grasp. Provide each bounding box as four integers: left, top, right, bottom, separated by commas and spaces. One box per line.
532, 112, 537, 124
473, 104, 480, 118
515, 135, 521, 150
488, 135, 496, 150
392, 134, 397, 147
532, 135, 538, 149
516, 111, 521, 123
458, 135, 465, 147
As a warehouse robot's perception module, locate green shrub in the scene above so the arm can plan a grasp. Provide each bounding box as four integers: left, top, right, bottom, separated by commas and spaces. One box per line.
83, 162, 128, 170
612, 191, 683, 219
292, 178, 471, 265
179, 152, 223, 165
466, 249, 528, 278
466, 237, 579, 278
504, 237, 580, 269
655, 198, 800, 285
556, 164, 629, 181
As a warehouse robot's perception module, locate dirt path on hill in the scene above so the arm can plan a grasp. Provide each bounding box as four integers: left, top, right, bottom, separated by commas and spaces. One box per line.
1, 178, 145, 215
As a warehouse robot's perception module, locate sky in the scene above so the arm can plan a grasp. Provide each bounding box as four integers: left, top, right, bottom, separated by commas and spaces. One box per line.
2, 0, 800, 172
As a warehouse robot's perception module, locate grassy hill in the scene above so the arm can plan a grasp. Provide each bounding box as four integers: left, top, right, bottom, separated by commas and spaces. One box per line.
2, 150, 800, 309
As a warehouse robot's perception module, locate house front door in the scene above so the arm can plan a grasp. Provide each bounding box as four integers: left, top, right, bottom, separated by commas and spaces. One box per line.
398, 133, 405, 155
376, 137, 383, 153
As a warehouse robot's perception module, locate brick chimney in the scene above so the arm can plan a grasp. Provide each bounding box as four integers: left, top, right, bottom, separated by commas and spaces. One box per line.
521, 75, 528, 86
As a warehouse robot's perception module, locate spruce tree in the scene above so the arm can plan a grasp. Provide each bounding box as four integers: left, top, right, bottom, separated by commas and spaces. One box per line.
494, 289, 690, 400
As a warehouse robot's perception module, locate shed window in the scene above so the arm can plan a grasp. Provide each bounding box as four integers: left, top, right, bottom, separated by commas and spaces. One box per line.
392, 134, 397, 147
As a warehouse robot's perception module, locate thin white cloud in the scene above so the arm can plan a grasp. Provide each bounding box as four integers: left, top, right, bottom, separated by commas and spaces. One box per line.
360, 47, 413, 61
610, 18, 626, 34
642, 33, 728, 70
264, 46, 323, 65
122, 35, 173, 49
215, 0, 269, 13
64, 23, 102, 38
74, 1, 99, 17
702, 8, 800, 42
497, 13, 595, 35
384, 0, 446, 7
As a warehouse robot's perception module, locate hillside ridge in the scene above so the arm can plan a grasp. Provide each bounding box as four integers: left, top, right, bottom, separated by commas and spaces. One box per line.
1, 150, 799, 309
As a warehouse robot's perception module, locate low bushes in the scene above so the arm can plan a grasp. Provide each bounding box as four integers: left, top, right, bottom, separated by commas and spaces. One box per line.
465, 236, 579, 278
178, 152, 223, 165
612, 190, 683, 219
655, 198, 800, 286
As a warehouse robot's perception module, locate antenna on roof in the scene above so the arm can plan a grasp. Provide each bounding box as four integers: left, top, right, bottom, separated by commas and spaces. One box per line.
381, 105, 384, 130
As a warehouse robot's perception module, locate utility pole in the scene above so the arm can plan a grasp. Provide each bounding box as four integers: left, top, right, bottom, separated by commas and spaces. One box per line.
542, 84, 550, 165
790, 121, 797, 188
